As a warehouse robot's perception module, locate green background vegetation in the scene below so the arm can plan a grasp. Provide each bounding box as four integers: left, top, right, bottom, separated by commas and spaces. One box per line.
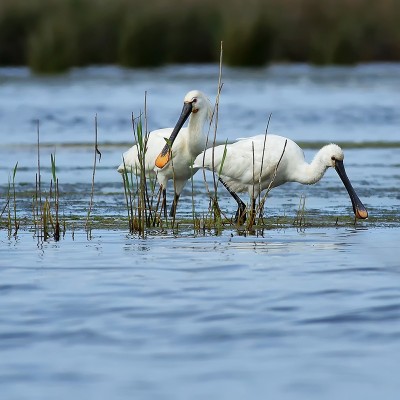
1, 0, 400, 73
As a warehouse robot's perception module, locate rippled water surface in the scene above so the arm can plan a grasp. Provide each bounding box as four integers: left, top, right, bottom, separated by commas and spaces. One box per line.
1, 64, 400, 399
1, 228, 400, 400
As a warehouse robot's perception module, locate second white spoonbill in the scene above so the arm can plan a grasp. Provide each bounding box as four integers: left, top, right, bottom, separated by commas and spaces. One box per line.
193, 134, 368, 222
118, 90, 213, 217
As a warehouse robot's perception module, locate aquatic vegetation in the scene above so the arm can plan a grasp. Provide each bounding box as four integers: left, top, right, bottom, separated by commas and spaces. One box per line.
28, 122, 62, 241
0, 110, 383, 239
293, 194, 307, 227
1, 0, 400, 72
1, 143, 380, 241
120, 112, 164, 236
85, 114, 102, 238
0, 61, 394, 239
11, 162, 19, 236
1, 162, 19, 236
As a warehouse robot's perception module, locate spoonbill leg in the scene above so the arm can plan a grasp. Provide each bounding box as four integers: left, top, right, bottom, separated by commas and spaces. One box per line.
170, 193, 180, 218
218, 177, 247, 223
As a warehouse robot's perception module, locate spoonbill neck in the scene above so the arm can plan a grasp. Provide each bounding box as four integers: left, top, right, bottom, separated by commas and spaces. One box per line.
293, 151, 330, 185
189, 105, 212, 135
187, 104, 212, 152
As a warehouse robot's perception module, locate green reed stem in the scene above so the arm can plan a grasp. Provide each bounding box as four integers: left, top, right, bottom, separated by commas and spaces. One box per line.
50, 153, 60, 241
37, 120, 42, 239
293, 194, 307, 227
85, 114, 101, 233
12, 162, 19, 236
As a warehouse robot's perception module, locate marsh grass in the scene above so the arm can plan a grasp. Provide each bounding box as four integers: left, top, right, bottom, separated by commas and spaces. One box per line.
50, 154, 60, 240
293, 194, 307, 227
29, 122, 62, 241
1, 164, 18, 237
120, 109, 170, 237
0, 137, 372, 241
34, 153, 62, 242
0, 145, 375, 238
2, 0, 400, 72
0, 110, 373, 239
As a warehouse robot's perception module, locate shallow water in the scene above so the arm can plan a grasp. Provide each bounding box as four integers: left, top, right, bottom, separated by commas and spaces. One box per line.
1, 63, 400, 146
1, 228, 400, 400
0, 64, 400, 399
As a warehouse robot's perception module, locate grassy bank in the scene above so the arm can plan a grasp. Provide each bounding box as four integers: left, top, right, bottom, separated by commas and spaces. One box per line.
1, 0, 400, 73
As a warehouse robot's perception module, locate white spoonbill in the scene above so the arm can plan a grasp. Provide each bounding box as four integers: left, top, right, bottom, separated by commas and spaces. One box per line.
118, 90, 213, 217
193, 134, 368, 222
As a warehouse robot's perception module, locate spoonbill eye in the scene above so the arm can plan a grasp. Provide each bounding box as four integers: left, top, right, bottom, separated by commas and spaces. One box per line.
192, 98, 197, 103
331, 156, 336, 161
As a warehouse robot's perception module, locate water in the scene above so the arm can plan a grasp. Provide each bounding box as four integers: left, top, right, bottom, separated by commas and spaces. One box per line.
1, 64, 400, 399
1, 63, 400, 147
1, 229, 400, 399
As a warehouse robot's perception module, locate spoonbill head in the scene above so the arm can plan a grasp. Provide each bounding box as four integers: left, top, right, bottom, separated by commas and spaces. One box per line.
118, 90, 213, 217
194, 134, 368, 222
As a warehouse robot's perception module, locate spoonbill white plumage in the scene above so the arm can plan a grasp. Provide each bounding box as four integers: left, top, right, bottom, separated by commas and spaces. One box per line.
193, 134, 368, 222
117, 90, 213, 217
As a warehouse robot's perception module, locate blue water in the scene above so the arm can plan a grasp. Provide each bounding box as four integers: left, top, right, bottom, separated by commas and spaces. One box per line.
1, 63, 400, 147
1, 228, 400, 400
1, 63, 400, 399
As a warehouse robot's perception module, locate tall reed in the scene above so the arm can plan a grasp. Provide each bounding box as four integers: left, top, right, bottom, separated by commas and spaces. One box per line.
33, 121, 61, 241
200, 42, 226, 228
121, 160, 135, 233
50, 153, 60, 241
12, 162, 19, 236
2, 0, 400, 72
7, 177, 12, 237
121, 111, 161, 236
85, 114, 101, 237
35, 120, 42, 238
293, 194, 307, 227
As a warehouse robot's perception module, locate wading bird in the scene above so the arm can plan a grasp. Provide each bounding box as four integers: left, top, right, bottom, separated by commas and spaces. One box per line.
193, 134, 368, 222
118, 90, 213, 217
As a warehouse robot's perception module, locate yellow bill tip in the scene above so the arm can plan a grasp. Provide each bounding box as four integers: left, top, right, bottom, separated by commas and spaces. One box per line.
356, 208, 368, 219
155, 152, 170, 169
